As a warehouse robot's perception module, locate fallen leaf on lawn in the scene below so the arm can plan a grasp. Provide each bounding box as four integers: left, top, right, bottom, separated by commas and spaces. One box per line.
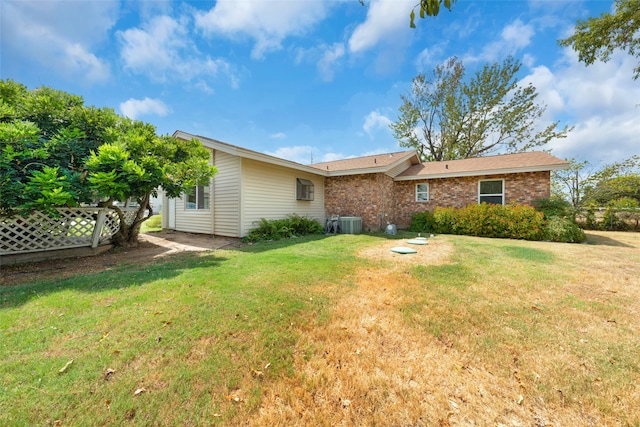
53, 420, 62, 426
225, 394, 242, 403
264, 362, 271, 369
134, 388, 146, 396
213, 413, 222, 418
162, 321, 172, 327
104, 368, 116, 381
58, 360, 74, 374
99, 332, 110, 342
251, 369, 264, 379
517, 395, 524, 405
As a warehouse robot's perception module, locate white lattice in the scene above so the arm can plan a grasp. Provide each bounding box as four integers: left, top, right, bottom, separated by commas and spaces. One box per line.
0, 208, 130, 255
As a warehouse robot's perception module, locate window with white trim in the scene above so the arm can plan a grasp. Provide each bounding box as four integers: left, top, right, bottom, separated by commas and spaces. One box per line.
296, 178, 314, 201
186, 185, 210, 210
416, 183, 429, 202
478, 179, 504, 205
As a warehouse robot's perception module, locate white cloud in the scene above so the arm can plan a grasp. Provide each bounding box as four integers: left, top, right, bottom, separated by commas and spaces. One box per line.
118, 15, 239, 88
270, 132, 287, 139
318, 43, 346, 82
264, 146, 315, 164
295, 42, 346, 82
348, 0, 413, 54
527, 48, 640, 164
1, 0, 115, 84
363, 111, 392, 137
463, 18, 535, 63
120, 97, 171, 120
501, 19, 534, 49
195, 0, 329, 59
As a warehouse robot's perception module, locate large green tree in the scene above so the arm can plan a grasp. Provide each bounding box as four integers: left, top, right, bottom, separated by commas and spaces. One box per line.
0, 80, 216, 247
390, 56, 571, 161
552, 155, 640, 209
559, 0, 640, 80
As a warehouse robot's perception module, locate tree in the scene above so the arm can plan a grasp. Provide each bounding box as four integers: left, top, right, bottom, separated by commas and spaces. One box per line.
0, 79, 217, 247
552, 155, 640, 210
410, 0, 456, 27
559, 0, 640, 80
390, 56, 571, 161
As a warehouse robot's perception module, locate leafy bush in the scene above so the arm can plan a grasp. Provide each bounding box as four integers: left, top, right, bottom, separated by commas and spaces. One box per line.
144, 214, 162, 230
431, 203, 546, 241
533, 198, 573, 219
409, 211, 435, 233
544, 216, 586, 243
244, 214, 323, 243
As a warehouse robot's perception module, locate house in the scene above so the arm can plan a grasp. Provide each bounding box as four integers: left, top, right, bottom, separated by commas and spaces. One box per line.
163, 131, 569, 237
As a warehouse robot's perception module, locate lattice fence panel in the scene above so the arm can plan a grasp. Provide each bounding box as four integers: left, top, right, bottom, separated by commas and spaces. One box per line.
1, 208, 123, 255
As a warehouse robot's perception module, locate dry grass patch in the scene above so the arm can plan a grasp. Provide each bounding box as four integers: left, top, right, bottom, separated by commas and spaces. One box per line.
242, 232, 640, 426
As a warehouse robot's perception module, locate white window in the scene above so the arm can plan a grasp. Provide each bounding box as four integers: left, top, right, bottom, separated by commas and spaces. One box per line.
186, 185, 210, 210
478, 179, 504, 205
296, 178, 314, 201
416, 183, 429, 202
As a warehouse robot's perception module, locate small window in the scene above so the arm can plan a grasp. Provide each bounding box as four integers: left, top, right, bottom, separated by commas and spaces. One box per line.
416, 183, 429, 202
296, 178, 314, 201
186, 185, 210, 210
479, 179, 504, 205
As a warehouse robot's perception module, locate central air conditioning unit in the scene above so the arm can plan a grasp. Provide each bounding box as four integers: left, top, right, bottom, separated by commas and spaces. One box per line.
338, 216, 362, 234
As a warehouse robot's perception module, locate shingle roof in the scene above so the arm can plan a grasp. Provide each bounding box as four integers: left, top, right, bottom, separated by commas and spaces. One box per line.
309, 150, 417, 172
396, 151, 569, 179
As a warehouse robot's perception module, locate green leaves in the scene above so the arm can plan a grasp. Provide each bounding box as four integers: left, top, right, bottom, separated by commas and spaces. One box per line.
391, 56, 571, 161
410, 0, 456, 27
559, 0, 640, 80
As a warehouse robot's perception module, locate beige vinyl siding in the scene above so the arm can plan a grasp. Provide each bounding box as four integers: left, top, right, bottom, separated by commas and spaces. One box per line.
212, 150, 241, 237
240, 158, 325, 236
174, 192, 213, 233
172, 149, 214, 234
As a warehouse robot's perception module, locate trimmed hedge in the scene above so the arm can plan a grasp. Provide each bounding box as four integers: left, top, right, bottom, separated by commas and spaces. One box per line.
432, 203, 546, 240
409, 203, 585, 243
244, 214, 324, 243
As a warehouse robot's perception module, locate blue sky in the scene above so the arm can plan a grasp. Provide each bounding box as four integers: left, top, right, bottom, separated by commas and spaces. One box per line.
1, 0, 638, 166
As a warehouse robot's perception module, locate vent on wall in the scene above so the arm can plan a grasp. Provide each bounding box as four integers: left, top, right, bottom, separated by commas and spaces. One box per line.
338, 216, 362, 234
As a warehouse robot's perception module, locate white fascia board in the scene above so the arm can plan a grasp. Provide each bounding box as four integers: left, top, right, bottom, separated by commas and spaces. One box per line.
174, 130, 327, 177
394, 164, 570, 181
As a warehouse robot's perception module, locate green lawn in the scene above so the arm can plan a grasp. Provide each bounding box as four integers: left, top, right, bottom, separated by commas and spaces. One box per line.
1, 232, 639, 426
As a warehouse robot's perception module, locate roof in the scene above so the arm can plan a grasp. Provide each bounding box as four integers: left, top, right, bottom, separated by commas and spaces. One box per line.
395, 151, 569, 180
174, 130, 326, 176
309, 150, 420, 176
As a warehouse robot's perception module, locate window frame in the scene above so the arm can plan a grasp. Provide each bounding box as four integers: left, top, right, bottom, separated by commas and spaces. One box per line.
415, 183, 429, 202
478, 179, 505, 205
185, 184, 210, 210
296, 178, 314, 201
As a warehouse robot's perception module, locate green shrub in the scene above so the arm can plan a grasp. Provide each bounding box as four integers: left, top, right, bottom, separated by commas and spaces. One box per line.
409, 211, 435, 233
145, 214, 162, 229
244, 214, 323, 243
533, 198, 573, 219
432, 207, 458, 234
544, 216, 586, 243
431, 203, 546, 241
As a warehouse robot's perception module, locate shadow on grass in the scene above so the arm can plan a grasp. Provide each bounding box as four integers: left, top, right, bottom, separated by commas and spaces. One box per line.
238, 231, 416, 254
585, 232, 636, 248
0, 251, 226, 309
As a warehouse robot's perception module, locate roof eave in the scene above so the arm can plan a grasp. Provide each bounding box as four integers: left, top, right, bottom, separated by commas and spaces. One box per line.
174, 130, 329, 177
394, 163, 570, 181
315, 151, 420, 176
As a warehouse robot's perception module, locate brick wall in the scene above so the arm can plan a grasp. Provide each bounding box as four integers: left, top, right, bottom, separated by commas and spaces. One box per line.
324, 174, 394, 231
392, 171, 551, 228
325, 171, 551, 231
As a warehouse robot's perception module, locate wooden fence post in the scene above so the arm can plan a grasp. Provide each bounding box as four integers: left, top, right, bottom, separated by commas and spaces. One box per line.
91, 209, 107, 248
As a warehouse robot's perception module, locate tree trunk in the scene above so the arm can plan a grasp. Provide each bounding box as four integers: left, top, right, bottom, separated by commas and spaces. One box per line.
109, 193, 153, 248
